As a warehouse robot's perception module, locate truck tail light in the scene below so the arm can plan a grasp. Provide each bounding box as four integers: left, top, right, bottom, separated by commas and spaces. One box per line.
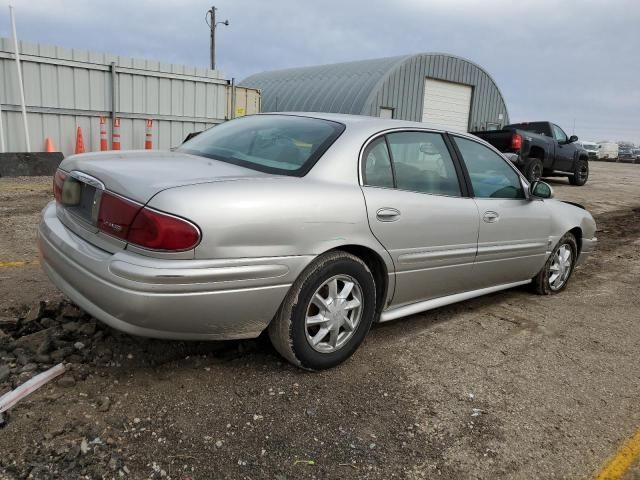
97, 191, 200, 251
53, 169, 67, 202
511, 133, 523, 150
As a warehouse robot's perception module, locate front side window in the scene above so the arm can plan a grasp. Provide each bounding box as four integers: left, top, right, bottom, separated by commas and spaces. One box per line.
177, 115, 345, 176
551, 124, 568, 143
362, 137, 394, 188
386, 132, 461, 196
454, 137, 525, 199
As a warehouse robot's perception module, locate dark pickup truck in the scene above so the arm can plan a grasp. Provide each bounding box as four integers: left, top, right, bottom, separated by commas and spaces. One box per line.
472, 121, 589, 186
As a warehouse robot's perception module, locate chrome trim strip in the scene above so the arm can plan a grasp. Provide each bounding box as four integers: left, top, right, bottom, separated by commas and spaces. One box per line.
476, 241, 548, 255
379, 280, 531, 322
398, 247, 477, 264
473, 253, 546, 265
68, 171, 105, 190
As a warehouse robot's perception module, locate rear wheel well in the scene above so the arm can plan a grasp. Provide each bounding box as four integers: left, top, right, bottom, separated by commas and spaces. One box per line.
528, 146, 545, 162
569, 227, 582, 255
328, 245, 388, 316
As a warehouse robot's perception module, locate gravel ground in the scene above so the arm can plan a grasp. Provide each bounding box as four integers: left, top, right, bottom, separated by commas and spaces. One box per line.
0, 162, 639, 479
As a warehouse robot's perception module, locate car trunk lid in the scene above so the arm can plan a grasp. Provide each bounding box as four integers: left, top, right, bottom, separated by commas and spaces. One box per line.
60, 150, 269, 204
56, 150, 269, 255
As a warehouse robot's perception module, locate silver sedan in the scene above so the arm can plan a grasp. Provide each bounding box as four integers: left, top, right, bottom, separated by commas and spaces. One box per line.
38, 113, 597, 370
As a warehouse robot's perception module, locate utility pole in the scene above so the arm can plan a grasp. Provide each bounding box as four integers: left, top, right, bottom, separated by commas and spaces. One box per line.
207, 6, 229, 71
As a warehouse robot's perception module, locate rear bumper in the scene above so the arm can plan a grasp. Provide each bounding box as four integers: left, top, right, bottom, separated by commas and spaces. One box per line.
577, 237, 597, 266
38, 202, 313, 340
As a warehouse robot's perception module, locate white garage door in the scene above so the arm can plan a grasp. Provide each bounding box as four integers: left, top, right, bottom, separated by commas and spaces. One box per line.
421, 78, 472, 132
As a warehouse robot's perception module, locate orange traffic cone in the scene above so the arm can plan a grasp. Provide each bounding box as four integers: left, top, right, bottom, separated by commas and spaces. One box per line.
144, 119, 153, 149
99, 117, 108, 151
112, 118, 121, 150
75, 127, 85, 154
44, 137, 55, 152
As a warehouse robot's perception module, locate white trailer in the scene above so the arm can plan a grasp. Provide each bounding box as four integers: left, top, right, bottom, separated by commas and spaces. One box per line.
597, 142, 619, 161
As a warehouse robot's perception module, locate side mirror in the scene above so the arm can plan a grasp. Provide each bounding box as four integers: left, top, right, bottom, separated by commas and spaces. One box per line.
569, 135, 579, 143
530, 181, 554, 199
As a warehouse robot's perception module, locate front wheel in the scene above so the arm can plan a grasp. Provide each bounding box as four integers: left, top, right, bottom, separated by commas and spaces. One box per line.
532, 233, 577, 295
569, 158, 589, 186
268, 251, 376, 370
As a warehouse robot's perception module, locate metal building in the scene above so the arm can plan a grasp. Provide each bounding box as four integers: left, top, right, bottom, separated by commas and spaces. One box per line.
0, 38, 260, 156
240, 53, 509, 132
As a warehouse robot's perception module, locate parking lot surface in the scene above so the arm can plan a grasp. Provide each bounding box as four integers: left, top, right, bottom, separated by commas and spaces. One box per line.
0, 162, 639, 479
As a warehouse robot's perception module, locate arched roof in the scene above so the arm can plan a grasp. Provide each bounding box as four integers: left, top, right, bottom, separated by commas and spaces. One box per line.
240, 55, 411, 114
239, 53, 509, 128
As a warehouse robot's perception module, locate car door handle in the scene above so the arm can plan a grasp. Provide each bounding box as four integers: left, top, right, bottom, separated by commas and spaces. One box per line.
483, 211, 499, 223
376, 208, 401, 222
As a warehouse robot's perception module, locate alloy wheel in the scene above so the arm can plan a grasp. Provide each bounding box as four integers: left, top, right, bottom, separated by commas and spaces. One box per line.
304, 275, 363, 353
549, 244, 573, 290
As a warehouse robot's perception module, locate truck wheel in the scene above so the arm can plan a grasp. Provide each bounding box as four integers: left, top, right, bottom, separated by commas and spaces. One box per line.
569, 158, 589, 186
524, 158, 543, 182
268, 251, 376, 370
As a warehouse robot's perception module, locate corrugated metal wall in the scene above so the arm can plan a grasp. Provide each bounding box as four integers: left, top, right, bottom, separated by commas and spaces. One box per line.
0, 38, 260, 156
241, 53, 509, 131
362, 54, 509, 131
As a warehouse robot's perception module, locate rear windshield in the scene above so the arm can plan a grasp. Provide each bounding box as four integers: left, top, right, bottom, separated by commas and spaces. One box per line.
507, 122, 551, 136
177, 115, 345, 176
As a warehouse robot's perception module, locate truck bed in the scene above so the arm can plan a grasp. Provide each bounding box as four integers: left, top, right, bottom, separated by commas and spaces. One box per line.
473, 129, 516, 151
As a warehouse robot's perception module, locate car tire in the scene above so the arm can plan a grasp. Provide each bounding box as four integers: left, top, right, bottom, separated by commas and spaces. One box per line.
532, 233, 578, 295
569, 158, 589, 186
524, 158, 543, 183
268, 251, 376, 370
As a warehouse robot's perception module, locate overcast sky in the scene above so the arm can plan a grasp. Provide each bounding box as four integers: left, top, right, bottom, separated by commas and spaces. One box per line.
3, 0, 640, 143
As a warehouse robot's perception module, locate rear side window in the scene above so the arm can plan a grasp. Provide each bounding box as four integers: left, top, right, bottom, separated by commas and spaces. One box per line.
508, 122, 551, 136
454, 137, 525, 199
177, 115, 345, 176
386, 132, 461, 197
362, 137, 394, 188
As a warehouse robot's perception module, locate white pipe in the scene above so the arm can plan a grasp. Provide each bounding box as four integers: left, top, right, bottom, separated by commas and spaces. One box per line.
0, 103, 5, 153
9, 5, 31, 152
0, 364, 66, 413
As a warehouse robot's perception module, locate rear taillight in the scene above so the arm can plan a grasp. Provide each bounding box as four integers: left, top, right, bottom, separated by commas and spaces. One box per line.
97, 192, 142, 241
511, 133, 523, 150
128, 208, 200, 251
97, 191, 200, 251
53, 169, 67, 202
